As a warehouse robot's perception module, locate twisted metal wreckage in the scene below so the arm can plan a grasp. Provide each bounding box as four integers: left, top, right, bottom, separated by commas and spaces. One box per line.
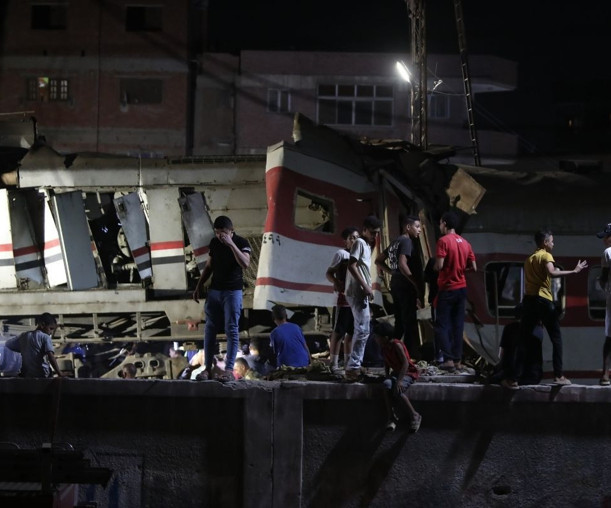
1, 113, 608, 380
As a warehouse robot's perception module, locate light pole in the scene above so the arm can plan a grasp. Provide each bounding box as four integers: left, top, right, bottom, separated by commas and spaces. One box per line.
406, 0, 427, 149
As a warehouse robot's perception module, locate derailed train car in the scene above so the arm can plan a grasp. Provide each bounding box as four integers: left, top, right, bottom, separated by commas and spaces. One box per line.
0, 114, 487, 376
460, 163, 611, 381
1, 147, 267, 342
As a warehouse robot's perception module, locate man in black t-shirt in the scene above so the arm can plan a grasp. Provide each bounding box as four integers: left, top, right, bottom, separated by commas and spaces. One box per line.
193, 215, 251, 379
375, 214, 424, 357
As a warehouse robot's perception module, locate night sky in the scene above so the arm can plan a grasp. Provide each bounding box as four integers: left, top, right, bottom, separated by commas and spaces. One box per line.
207, 0, 611, 154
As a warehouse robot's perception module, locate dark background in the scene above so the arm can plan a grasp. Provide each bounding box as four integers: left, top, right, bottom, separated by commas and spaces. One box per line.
206, 0, 611, 155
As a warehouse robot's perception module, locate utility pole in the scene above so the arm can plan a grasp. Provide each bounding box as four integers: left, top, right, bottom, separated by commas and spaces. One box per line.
407, 0, 427, 149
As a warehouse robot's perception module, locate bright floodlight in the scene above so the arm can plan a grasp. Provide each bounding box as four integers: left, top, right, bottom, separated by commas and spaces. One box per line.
396, 61, 411, 83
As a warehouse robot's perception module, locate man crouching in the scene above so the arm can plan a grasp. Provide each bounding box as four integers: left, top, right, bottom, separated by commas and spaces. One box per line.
373, 321, 422, 433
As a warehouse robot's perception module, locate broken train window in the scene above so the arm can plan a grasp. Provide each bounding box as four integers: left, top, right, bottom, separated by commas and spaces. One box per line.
294, 190, 334, 233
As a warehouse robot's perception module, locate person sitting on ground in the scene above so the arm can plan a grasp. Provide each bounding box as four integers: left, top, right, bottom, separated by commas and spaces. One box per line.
233, 357, 261, 380
372, 321, 422, 433
121, 362, 137, 379
269, 305, 311, 369
244, 338, 273, 377
179, 350, 227, 380
5, 313, 65, 378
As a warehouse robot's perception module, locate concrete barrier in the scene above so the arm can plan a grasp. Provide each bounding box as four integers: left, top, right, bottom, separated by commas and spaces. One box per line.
1, 378, 611, 507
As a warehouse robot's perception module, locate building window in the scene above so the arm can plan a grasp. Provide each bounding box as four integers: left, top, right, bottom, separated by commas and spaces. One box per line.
588, 267, 606, 320
26, 77, 70, 101
428, 93, 450, 119
119, 79, 163, 105
268, 89, 291, 113
294, 190, 334, 233
317, 84, 393, 126
31, 3, 67, 30
125, 6, 162, 31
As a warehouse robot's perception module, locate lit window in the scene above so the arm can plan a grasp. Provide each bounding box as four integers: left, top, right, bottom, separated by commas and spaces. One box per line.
317, 84, 393, 126
125, 6, 162, 31
588, 267, 606, 320
26, 77, 69, 102
119, 79, 163, 105
267, 89, 291, 113
294, 190, 334, 233
428, 93, 450, 119
31, 3, 67, 30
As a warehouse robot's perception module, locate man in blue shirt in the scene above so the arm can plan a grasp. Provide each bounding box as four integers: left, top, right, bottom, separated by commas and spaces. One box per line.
6, 313, 65, 378
269, 305, 310, 368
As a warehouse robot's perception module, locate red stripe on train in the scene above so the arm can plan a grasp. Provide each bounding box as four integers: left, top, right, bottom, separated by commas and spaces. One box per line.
13, 245, 39, 256
193, 246, 209, 257
150, 241, 184, 251
255, 276, 333, 294
44, 238, 60, 250
131, 246, 150, 257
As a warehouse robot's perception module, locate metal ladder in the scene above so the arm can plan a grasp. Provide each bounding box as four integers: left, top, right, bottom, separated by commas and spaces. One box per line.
453, 0, 481, 166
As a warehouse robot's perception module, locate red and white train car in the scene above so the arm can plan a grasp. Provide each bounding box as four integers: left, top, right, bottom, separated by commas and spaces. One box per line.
460, 164, 611, 380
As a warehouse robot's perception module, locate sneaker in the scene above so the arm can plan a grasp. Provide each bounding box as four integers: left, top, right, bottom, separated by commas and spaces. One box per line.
600, 378, 611, 386
344, 369, 360, 382
386, 419, 397, 432
553, 376, 571, 385
438, 361, 456, 373
331, 366, 344, 375
501, 379, 519, 390
409, 414, 422, 433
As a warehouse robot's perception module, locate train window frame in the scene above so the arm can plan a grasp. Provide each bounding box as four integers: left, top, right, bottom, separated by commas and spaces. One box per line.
293, 189, 334, 234
484, 261, 567, 319
587, 266, 606, 320
484, 262, 525, 318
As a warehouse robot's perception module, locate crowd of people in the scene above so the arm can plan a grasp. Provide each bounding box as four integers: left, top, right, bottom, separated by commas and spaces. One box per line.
5, 213, 611, 433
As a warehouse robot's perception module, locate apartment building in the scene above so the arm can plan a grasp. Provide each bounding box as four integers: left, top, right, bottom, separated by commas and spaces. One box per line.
0, 2, 517, 162
195, 50, 518, 164
0, 0, 200, 156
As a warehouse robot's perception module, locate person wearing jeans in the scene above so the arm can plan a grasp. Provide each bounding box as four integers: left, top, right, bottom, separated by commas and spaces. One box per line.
203, 288, 243, 373
433, 211, 477, 372
344, 215, 382, 380
435, 287, 467, 367
193, 215, 251, 379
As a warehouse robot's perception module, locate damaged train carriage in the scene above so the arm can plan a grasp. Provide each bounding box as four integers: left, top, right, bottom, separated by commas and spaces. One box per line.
0, 118, 485, 377
0, 146, 268, 376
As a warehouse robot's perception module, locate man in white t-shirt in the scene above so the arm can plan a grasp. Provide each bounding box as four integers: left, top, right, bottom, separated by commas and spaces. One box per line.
597, 223, 611, 385
344, 215, 382, 380
326, 226, 359, 372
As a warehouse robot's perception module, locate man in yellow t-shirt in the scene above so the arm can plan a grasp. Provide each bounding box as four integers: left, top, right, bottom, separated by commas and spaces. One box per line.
502, 230, 587, 389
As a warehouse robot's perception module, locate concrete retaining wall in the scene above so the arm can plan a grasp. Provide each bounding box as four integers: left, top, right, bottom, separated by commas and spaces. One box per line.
1, 378, 611, 507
